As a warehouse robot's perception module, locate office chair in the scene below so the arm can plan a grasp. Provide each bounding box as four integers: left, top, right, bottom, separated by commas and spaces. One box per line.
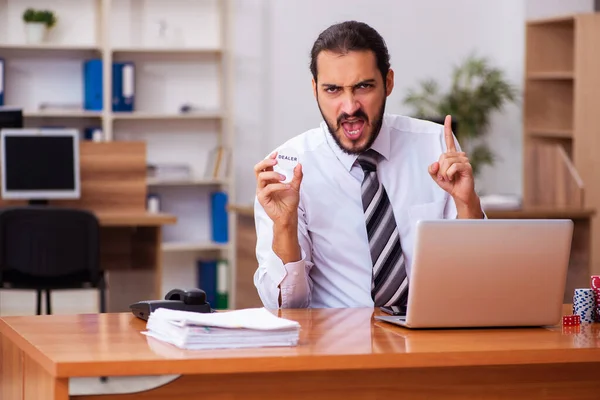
0, 206, 106, 315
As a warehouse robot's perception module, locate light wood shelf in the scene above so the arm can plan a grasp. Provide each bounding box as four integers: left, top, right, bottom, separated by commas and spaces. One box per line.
111, 111, 223, 120
526, 71, 574, 80
526, 17, 574, 74
162, 241, 230, 252
523, 13, 600, 276
524, 80, 573, 133
0, 0, 238, 306
526, 15, 575, 26
24, 110, 103, 118
0, 43, 100, 53
112, 47, 221, 55
147, 177, 227, 187
526, 128, 573, 139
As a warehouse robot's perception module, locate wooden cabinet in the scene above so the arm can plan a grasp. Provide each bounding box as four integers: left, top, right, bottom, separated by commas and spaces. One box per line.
524, 14, 600, 274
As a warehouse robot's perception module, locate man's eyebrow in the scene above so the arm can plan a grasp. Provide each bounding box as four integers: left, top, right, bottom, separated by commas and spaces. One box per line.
320, 79, 377, 88
354, 79, 377, 86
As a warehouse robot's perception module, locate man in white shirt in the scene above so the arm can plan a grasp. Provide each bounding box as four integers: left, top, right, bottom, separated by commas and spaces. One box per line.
253, 21, 484, 309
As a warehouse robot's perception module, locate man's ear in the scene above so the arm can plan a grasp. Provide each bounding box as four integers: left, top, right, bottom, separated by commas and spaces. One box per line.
312, 78, 317, 100
385, 69, 394, 96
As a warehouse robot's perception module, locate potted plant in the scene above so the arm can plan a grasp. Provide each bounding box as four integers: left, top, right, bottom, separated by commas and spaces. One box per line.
22, 8, 57, 44
403, 54, 519, 177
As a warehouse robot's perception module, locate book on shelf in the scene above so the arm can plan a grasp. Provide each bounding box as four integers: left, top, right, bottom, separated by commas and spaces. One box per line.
142, 307, 301, 350
0, 58, 4, 106
205, 146, 230, 179
83, 59, 136, 112
197, 258, 229, 310
112, 62, 135, 112
211, 191, 228, 243
147, 163, 192, 181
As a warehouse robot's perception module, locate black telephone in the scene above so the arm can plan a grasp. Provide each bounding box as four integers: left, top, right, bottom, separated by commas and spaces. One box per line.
129, 288, 213, 321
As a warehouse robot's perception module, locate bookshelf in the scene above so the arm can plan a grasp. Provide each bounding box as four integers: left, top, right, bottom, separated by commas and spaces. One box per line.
523, 13, 600, 275
0, 0, 237, 306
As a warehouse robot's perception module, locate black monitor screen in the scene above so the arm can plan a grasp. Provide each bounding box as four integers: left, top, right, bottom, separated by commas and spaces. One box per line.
0, 108, 23, 129
5, 136, 76, 191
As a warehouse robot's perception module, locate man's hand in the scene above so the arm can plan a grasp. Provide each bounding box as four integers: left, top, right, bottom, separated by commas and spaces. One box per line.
254, 151, 303, 226
428, 115, 483, 219
254, 152, 303, 263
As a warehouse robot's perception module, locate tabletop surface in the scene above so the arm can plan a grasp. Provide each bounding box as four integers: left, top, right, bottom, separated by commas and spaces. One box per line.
1, 306, 599, 378
94, 211, 177, 226
229, 204, 596, 220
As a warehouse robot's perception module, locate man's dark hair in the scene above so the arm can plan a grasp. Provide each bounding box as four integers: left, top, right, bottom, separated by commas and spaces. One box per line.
309, 21, 390, 84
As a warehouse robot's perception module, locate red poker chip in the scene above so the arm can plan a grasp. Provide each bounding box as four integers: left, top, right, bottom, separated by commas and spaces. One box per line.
591, 275, 600, 289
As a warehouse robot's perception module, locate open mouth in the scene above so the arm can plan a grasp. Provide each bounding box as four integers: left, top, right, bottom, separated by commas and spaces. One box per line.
341, 118, 366, 141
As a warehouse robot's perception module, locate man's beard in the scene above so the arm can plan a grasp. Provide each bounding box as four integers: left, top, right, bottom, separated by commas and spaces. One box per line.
318, 97, 386, 155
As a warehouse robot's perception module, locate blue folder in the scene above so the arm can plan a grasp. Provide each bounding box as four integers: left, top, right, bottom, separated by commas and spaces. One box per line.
83, 59, 103, 111
211, 191, 229, 243
112, 62, 135, 112
0, 58, 5, 106
197, 259, 217, 307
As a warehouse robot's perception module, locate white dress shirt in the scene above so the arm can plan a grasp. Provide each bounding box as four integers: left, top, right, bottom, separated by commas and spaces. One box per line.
253, 113, 468, 309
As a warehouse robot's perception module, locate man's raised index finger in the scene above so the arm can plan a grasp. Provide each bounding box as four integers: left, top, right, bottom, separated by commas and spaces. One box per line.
444, 115, 457, 152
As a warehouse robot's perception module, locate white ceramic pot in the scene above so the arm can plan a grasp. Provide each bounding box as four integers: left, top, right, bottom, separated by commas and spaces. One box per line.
25, 22, 47, 44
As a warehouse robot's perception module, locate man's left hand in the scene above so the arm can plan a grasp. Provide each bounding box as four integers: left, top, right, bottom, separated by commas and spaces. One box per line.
428, 115, 483, 218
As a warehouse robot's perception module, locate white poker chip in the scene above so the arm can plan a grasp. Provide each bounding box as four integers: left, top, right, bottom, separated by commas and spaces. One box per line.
274, 148, 299, 184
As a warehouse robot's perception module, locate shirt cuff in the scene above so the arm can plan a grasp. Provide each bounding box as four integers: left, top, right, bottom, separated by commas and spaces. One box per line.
263, 248, 306, 286
279, 249, 309, 308
280, 248, 307, 285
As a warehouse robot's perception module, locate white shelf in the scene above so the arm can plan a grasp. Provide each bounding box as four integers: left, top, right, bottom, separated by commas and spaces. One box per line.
0, 0, 237, 307
0, 43, 100, 51
0, 43, 101, 56
112, 47, 221, 55
162, 241, 230, 252
112, 111, 223, 120
147, 177, 228, 186
24, 110, 103, 118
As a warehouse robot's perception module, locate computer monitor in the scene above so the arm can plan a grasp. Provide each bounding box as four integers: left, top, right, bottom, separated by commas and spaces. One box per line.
0, 129, 80, 203
0, 107, 23, 129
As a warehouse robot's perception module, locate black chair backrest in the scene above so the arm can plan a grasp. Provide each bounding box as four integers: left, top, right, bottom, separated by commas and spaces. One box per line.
0, 207, 100, 282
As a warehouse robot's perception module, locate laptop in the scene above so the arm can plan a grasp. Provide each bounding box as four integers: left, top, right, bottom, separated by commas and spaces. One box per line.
375, 219, 573, 329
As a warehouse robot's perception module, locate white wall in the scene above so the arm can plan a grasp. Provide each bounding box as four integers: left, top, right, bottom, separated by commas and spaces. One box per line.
525, 0, 593, 19
233, 0, 599, 203
233, 0, 527, 202
231, 0, 270, 204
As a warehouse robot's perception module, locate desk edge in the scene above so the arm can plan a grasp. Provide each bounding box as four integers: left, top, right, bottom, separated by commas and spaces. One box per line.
0, 318, 57, 376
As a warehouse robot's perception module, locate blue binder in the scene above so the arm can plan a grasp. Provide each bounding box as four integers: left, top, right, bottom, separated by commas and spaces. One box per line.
112, 62, 135, 112
211, 191, 229, 243
0, 58, 5, 106
83, 59, 103, 111
197, 259, 217, 307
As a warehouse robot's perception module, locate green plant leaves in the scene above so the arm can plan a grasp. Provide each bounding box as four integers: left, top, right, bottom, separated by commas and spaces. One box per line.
403, 54, 519, 176
22, 8, 57, 28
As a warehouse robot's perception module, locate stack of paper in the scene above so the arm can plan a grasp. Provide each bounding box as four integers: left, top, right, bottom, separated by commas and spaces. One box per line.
142, 307, 301, 350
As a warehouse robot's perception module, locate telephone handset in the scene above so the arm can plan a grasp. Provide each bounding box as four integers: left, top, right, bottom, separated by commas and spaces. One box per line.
129, 288, 213, 321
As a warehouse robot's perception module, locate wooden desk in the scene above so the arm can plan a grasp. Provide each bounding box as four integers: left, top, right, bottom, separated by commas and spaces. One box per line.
96, 212, 176, 227
1, 306, 599, 399
96, 212, 177, 312
230, 205, 596, 307
0, 142, 178, 313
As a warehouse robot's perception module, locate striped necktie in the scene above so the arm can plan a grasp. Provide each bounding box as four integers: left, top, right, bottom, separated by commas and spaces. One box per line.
357, 149, 409, 307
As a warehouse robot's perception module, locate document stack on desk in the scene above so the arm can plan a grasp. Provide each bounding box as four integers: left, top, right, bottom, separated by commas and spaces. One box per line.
143, 307, 300, 350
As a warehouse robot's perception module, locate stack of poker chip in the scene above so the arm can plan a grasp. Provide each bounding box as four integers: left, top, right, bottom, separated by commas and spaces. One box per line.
573, 288, 595, 323
591, 275, 600, 322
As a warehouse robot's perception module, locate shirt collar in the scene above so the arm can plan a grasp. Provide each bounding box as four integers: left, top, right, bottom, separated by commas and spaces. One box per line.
324, 114, 391, 171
